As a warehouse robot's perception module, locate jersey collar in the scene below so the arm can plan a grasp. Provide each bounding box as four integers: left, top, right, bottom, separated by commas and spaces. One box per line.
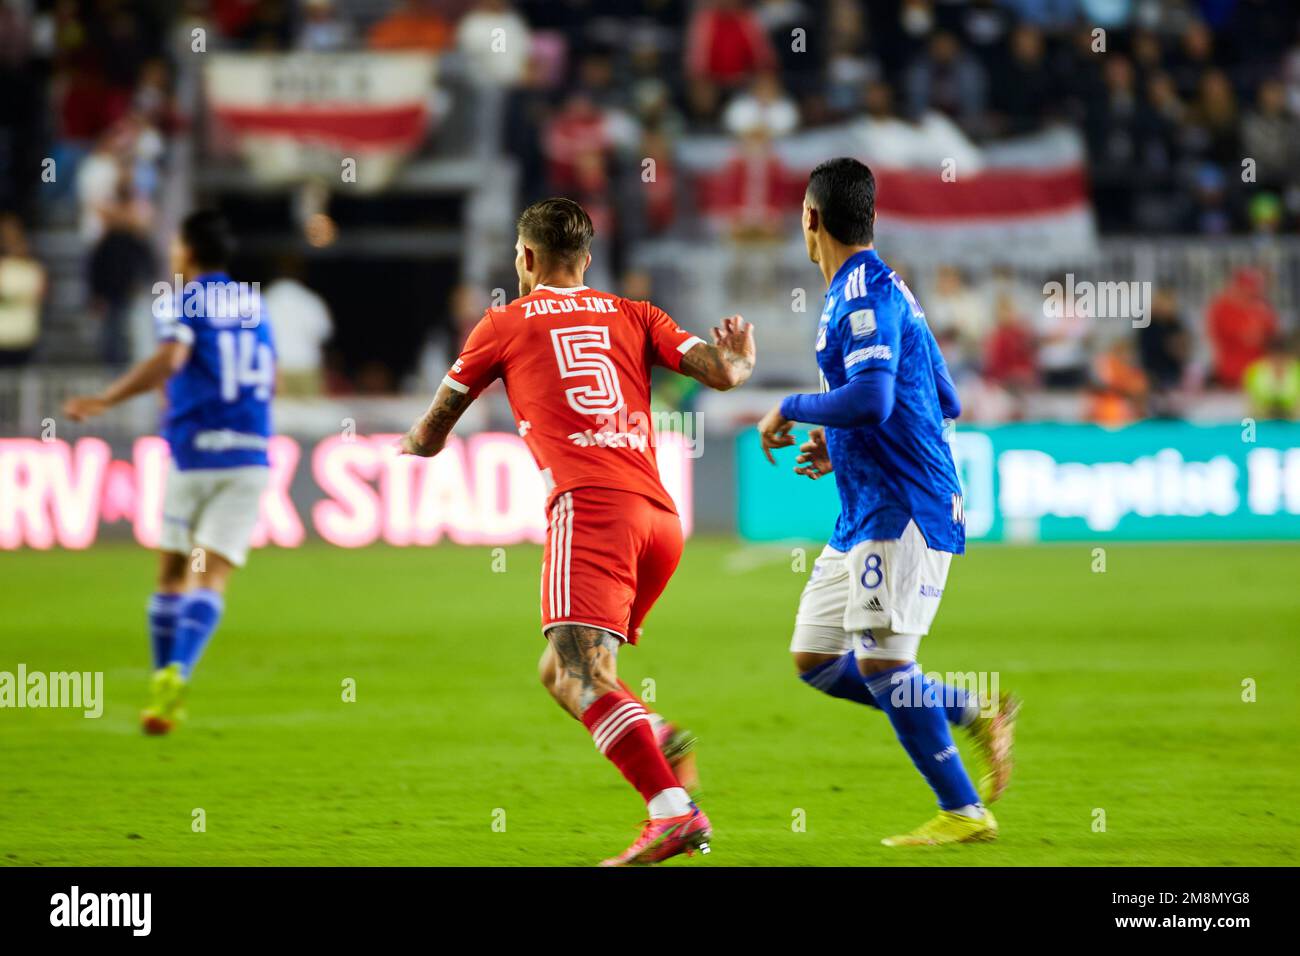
534, 284, 588, 294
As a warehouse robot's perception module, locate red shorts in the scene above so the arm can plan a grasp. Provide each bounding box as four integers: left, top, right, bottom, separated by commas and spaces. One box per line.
541, 486, 684, 644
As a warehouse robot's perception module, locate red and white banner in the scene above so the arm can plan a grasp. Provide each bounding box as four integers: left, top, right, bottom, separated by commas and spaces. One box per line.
868, 125, 1095, 259
205, 52, 437, 189
681, 120, 1095, 258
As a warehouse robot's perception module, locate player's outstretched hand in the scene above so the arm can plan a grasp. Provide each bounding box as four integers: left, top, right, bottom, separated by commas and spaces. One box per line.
63, 395, 108, 422
757, 404, 795, 464
794, 427, 832, 479
711, 314, 755, 364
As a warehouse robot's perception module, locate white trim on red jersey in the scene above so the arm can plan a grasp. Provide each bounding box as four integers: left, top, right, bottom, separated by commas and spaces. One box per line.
535, 284, 589, 294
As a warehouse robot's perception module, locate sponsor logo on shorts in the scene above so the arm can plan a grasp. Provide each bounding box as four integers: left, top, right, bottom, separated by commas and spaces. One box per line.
864, 596, 885, 613
193, 430, 270, 452
919, 585, 944, 598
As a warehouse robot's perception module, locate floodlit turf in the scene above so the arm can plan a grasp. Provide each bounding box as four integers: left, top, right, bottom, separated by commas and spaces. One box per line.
2, 538, 1298, 867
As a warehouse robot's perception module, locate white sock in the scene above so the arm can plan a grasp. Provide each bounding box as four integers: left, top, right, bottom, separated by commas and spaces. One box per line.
949, 803, 985, 819
647, 787, 692, 820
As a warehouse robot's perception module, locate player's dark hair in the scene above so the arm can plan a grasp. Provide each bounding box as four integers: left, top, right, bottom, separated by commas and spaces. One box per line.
516, 197, 594, 267
180, 210, 235, 270
806, 158, 876, 246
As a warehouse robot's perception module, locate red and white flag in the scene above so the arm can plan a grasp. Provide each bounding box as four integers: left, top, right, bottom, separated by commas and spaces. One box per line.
205, 52, 437, 189
868, 124, 1095, 259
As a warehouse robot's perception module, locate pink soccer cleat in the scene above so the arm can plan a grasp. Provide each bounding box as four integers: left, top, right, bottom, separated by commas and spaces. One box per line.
599, 806, 713, 867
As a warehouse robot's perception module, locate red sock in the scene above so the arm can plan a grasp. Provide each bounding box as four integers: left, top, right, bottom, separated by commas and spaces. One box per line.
615, 678, 661, 723
581, 689, 680, 803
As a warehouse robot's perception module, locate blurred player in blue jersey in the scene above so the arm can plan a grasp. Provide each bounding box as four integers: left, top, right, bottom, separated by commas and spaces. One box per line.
756, 158, 1019, 846
66, 211, 275, 735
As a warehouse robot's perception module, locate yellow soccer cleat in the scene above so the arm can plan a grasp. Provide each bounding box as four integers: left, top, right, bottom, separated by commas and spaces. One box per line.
141, 663, 187, 735
881, 809, 998, 847
966, 690, 1020, 804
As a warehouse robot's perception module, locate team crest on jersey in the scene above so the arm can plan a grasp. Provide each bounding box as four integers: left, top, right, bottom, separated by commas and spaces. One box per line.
848, 309, 876, 338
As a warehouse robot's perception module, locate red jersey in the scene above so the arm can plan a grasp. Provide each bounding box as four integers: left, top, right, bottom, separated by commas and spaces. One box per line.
444, 284, 704, 513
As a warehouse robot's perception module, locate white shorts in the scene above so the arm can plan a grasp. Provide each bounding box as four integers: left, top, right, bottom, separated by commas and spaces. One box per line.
159, 465, 269, 567
790, 521, 953, 662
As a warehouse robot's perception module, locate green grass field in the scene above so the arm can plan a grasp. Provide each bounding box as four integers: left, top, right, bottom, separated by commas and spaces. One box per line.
2, 539, 1298, 867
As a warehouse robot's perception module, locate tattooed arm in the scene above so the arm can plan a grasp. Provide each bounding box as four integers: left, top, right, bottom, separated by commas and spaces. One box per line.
398, 382, 471, 457
678, 314, 756, 391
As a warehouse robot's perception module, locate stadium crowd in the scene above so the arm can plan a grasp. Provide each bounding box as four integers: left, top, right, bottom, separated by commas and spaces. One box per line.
1, 0, 1299, 421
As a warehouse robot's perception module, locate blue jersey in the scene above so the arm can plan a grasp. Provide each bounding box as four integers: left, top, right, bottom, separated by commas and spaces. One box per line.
156, 271, 276, 470
816, 250, 965, 554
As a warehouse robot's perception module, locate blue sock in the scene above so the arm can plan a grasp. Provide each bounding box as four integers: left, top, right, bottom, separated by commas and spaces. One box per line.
800, 653, 980, 726
865, 662, 981, 811
147, 592, 182, 670
934, 679, 981, 727
169, 589, 224, 679
800, 652, 880, 709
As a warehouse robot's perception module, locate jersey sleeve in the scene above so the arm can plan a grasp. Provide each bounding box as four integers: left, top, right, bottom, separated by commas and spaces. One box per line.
637, 300, 706, 373
155, 291, 199, 346
837, 295, 901, 382
444, 311, 503, 398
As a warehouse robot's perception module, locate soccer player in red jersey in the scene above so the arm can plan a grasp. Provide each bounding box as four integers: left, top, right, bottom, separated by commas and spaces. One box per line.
399, 198, 755, 865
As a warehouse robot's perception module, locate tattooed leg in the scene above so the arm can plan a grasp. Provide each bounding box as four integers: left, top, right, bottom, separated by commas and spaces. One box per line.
542, 624, 622, 719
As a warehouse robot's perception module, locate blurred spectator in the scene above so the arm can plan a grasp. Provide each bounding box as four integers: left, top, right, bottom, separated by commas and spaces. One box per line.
132, 59, 180, 137
1207, 267, 1278, 387
457, 0, 531, 88
685, 0, 777, 119
1186, 162, 1233, 235
1171, 20, 1215, 101
1184, 69, 1239, 169
76, 119, 160, 243
1137, 287, 1189, 413
1036, 275, 1090, 389
983, 292, 1037, 391
542, 92, 637, 238
457, 0, 531, 157
722, 71, 800, 138
1088, 337, 1148, 426
1241, 79, 1300, 192
0, 214, 45, 366
368, 0, 453, 52
1242, 337, 1300, 420
926, 265, 988, 375
686, 0, 775, 86
989, 24, 1054, 135
903, 31, 988, 131
1248, 191, 1284, 236
297, 0, 353, 52
87, 166, 154, 366
263, 262, 333, 398
1086, 55, 1141, 171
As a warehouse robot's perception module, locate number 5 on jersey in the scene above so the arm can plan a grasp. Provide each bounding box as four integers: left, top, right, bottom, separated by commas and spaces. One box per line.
550, 325, 625, 416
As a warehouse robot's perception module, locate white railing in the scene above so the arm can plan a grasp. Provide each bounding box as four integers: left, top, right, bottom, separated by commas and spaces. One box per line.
632, 236, 1300, 385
